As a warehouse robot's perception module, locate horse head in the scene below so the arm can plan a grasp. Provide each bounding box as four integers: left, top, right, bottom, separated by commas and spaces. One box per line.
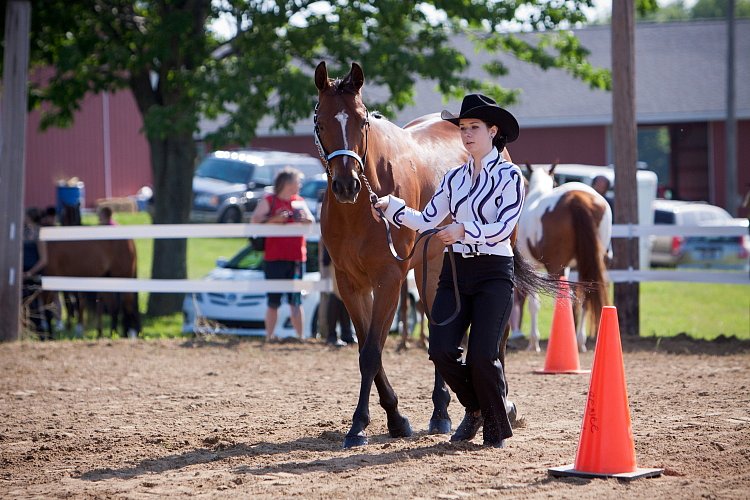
314, 61, 370, 204
527, 163, 557, 194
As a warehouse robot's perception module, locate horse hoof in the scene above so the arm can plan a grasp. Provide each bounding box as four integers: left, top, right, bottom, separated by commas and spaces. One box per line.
388, 416, 413, 438
506, 401, 518, 427
428, 417, 452, 435
343, 432, 368, 448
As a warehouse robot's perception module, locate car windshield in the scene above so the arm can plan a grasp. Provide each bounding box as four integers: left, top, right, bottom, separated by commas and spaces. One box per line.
222, 241, 320, 272
654, 210, 675, 224
195, 158, 254, 184
225, 246, 263, 270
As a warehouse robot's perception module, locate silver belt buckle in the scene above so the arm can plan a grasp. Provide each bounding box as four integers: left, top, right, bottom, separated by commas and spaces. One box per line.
461, 245, 480, 258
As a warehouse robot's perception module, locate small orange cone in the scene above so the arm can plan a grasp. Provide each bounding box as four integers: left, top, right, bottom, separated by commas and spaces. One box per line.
534, 278, 589, 375
549, 306, 663, 480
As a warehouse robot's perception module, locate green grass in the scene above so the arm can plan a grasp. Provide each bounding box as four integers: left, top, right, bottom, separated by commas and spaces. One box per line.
516, 282, 749, 341
73, 212, 749, 341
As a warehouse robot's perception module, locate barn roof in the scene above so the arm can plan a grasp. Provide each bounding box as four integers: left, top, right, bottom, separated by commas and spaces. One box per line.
213, 19, 750, 138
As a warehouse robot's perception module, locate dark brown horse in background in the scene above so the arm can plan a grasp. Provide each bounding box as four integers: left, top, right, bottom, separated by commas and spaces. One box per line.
46, 214, 141, 338
315, 62, 536, 448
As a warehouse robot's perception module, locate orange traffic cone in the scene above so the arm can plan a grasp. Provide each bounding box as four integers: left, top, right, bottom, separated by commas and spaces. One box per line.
549, 306, 663, 480
534, 278, 589, 374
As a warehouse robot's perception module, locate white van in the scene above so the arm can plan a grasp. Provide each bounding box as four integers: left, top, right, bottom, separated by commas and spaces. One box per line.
528, 163, 659, 269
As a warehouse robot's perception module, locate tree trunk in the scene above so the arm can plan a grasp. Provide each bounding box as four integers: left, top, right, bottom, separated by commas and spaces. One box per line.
612, 0, 640, 336
145, 134, 197, 316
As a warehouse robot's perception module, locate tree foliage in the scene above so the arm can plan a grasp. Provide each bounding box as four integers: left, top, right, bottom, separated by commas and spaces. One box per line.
4, 0, 609, 314
637, 0, 750, 22
14, 1, 611, 141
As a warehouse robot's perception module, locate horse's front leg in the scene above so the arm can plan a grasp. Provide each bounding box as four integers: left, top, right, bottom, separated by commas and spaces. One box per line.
335, 271, 375, 447
368, 274, 413, 440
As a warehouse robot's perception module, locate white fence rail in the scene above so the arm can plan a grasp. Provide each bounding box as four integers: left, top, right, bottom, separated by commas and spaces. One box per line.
40, 222, 749, 293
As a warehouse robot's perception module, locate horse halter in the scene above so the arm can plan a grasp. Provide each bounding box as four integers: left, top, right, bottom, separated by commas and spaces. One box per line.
313, 102, 461, 327
313, 101, 371, 180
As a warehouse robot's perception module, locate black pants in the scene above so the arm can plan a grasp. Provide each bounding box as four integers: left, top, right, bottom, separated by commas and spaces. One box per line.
428, 253, 514, 443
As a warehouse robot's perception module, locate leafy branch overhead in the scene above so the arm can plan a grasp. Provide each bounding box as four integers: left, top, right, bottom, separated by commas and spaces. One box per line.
15, 0, 612, 147
3, 0, 629, 315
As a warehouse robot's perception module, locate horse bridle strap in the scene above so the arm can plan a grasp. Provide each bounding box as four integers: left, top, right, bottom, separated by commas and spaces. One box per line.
372, 199, 461, 327
325, 149, 365, 170
313, 102, 370, 178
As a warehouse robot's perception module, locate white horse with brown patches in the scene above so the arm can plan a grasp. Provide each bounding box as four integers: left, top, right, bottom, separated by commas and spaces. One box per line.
511, 164, 612, 352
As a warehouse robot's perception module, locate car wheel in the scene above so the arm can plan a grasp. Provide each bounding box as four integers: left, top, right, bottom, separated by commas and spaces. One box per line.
219, 207, 242, 223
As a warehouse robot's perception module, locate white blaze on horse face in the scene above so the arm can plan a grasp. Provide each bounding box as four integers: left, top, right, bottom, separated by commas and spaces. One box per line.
335, 110, 349, 149
334, 110, 350, 170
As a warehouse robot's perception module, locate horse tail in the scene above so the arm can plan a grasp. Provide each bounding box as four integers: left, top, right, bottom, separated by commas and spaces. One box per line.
513, 251, 565, 298
569, 193, 609, 335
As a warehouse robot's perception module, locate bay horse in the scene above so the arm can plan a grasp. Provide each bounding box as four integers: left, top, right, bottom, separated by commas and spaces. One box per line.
512, 164, 612, 352
315, 62, 555, 448
45, 238, 141, 338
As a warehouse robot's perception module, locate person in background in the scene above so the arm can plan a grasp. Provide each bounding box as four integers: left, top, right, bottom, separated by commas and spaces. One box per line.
98, 206, 116, 225
321, 244, 355, 347
38, 205, 64, 332
251, 167, 314, 342
22, 208, 51, 339
591, 175, 614, 213
41, 206, 58, 227
591, 175, 610, 197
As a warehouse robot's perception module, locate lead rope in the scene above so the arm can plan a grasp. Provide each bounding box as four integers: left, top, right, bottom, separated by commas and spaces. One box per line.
364, 175, 461, 327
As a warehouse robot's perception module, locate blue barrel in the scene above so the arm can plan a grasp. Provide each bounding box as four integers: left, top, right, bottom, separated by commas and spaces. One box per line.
56, 182, 85, 224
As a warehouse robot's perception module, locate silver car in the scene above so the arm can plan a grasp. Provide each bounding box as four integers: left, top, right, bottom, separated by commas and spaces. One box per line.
678, 219, 750, 271
650, 199, 738, 267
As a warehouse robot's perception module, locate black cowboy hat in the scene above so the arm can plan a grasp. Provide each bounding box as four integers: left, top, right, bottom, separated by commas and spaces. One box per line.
441, 93, 519, 143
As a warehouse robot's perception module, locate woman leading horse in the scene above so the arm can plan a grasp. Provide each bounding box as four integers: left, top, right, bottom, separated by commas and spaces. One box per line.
371, 94, 524, 448
315, 62, 552, 448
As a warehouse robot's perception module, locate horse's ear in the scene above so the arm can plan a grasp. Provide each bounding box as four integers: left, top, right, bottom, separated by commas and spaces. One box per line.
347, 62, 365, 92
549, 163, 557, 175
526, 163, 533, 173
315, 61, 329, 91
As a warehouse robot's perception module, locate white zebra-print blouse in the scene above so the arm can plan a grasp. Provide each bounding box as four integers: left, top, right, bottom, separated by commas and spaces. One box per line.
382, 147, 525, 257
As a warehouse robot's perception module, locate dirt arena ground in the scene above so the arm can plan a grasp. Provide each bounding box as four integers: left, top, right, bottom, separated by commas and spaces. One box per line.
1, 334, 749, 499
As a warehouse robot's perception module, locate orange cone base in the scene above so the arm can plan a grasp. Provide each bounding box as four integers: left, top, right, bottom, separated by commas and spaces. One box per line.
533, 368, 590, 375
548, 464, 663, 481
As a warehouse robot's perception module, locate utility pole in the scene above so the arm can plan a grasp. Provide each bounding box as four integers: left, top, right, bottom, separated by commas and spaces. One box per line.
611, 0, 639, 336
0, 1, 32, 342
725, 0, 738, 215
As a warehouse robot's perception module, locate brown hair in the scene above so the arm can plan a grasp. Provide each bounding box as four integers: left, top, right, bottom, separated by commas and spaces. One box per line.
273, 167, 303, 195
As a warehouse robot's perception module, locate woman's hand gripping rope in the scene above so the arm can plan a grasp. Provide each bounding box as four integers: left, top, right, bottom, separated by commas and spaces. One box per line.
369, 192, 461, 326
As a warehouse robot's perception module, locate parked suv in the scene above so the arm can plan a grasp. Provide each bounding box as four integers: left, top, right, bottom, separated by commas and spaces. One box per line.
650, 199, 738, 267
191, 150, 324, 223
